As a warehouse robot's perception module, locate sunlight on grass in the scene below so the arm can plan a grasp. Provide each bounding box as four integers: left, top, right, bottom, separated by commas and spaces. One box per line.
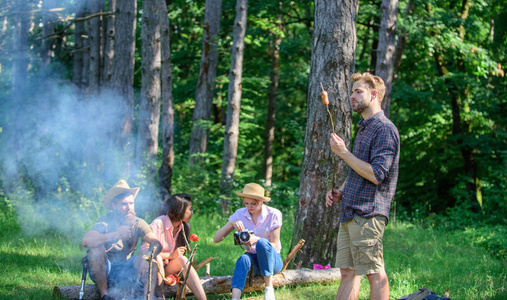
1, 213, 506, 299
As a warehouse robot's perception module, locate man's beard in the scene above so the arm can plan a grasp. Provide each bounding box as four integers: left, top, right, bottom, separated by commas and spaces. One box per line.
352, 101, 367, 113
114, 211, 137, 226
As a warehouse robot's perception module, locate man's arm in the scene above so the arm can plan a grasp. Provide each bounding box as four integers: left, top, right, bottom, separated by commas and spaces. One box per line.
330, 133, 379, 185
82, 226, 131, 248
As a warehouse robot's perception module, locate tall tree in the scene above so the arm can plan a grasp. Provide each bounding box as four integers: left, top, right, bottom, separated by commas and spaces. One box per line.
220, 0, 248, 215
73, 4, 86, 90
291, 0, 357, 267
189, 0, 223, 164
137, 0, 161, 166
375, 0, 398, 117
158, 0, 174, 199
102, 0, 116, 84
87, 0, 103, 94
264, 4, 283, 187
109, 0, 137, 146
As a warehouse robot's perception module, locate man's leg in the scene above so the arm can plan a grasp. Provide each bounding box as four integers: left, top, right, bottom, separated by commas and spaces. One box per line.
336, 268, 361, 300
87, 246, 109, 297
366, 269, 389, 300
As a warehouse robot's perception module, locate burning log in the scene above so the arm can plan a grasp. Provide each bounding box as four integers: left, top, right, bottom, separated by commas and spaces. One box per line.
53, 268, 341, 299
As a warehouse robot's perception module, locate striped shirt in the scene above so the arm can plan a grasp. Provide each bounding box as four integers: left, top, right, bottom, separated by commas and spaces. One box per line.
340, 111, 400, 223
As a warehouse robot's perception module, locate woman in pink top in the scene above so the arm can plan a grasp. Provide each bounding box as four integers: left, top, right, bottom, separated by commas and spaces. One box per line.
213, 183, 283, 300
149, 194, 207, 300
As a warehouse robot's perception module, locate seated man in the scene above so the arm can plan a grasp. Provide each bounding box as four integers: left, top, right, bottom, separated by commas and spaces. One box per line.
82, 180, 161, 300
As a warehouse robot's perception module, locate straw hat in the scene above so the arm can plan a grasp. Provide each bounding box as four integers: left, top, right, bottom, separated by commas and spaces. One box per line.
236, 183, 271, 202
104, 180, 140, 210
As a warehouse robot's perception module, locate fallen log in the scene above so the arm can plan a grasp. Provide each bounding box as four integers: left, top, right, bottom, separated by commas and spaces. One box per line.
53, 268, 341, 299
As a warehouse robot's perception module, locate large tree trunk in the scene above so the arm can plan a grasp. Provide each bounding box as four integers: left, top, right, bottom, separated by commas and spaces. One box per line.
137, 0, 161, 165
375, 0, 398, 117
158, 0, 175, 199
87, 0, 103, 94
219, 0, 248, 215
189, 0, 223, 164
109, 0, 137, 147
101, 0, 116, 84
73, 5, 86, 91
263, 6, 283, 187
291, 0, 357, 268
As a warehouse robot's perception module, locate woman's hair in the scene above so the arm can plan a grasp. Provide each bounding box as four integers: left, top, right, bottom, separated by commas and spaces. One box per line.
165, 193, 192, 222
163, 193, 192, 248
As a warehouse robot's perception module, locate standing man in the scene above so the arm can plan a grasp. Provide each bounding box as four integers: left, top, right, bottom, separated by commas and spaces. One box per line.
82, 180, 161, 300
326, 72, 400, 300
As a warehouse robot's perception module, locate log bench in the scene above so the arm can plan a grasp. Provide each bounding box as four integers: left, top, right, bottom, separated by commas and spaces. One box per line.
53, 239, 342, 299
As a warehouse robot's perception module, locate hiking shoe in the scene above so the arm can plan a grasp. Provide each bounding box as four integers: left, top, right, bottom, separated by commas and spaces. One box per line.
101, 295, 114, 300
264, 287, 275, 300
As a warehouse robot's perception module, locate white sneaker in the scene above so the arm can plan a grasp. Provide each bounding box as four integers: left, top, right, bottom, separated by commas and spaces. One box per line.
264, 286, 275, 300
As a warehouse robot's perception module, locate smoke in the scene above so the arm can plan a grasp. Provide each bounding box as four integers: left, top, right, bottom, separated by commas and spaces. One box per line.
0, 73, 155, 238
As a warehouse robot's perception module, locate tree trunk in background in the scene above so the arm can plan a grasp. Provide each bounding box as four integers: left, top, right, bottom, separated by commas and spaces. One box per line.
137, 0, 161, 166
158, 0, 174, 199
73, 5, 86, 91
102, 0, 116, 84
291, 0, 356, 268
41, 0, 57, 69
87, 0, 102, 94
393, 0, 414, 73
109, 0, 137, 146
264, 6, 283, 188
375, 0, 398, 118
12, 0, 30, 97
220, 0, 248, 216
189, 0, 222, 164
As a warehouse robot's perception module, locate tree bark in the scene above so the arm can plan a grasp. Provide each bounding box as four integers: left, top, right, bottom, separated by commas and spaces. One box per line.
102, 0, 115, 84
220, 0, 248, 215
109, 0, 137, 147
393, 0, 415, 73
87, 0, 102, 94
53, 268, 341, 299
264, 6, 283, 187
291, 0, 356, 268
158, 0, 175, 199
73, 4, 86, 91
375, 0, 398, 117
189, 0, 223, 164
137, 0, 161, 164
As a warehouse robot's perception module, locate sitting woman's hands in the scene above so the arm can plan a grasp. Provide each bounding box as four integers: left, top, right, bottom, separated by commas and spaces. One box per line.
169, 246, 187, 259
243, 233, 260, 247
231, 220, 245, 232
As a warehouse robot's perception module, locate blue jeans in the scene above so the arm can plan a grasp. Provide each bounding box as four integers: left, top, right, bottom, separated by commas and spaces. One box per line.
231, 238, 283, 291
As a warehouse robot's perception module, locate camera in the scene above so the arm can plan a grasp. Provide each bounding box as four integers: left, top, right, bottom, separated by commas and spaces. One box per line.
233, 230, 254, 245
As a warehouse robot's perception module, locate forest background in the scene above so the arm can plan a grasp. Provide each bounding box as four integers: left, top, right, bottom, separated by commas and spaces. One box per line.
0, 0, 506, 295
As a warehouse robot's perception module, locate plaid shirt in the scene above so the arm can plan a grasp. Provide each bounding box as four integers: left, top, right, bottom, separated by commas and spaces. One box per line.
340, 111, 400, 222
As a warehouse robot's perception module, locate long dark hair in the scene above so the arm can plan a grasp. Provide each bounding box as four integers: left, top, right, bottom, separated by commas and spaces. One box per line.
164, 193, 192, 248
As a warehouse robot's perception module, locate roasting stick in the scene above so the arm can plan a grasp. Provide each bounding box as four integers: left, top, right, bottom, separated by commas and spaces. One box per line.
320, 82, 335, 134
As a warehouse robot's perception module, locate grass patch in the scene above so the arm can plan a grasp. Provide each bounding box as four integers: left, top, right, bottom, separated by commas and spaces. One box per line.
0, 201, 506, 299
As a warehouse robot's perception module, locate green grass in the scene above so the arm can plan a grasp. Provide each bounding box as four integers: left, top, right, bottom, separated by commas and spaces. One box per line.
1, 206, 506, 300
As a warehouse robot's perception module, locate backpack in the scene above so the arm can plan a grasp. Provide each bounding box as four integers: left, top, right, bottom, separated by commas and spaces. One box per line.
396, 288, 451, 300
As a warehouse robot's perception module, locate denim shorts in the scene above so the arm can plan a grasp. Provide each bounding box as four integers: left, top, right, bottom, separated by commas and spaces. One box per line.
336, 214, 387, 275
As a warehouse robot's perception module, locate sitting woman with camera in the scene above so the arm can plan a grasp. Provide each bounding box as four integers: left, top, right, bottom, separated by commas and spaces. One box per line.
213, 183, 283, 300
147, 193, 207, 300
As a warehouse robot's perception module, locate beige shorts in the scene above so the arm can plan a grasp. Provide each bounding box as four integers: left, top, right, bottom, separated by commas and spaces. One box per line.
336, 214, 387, 276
